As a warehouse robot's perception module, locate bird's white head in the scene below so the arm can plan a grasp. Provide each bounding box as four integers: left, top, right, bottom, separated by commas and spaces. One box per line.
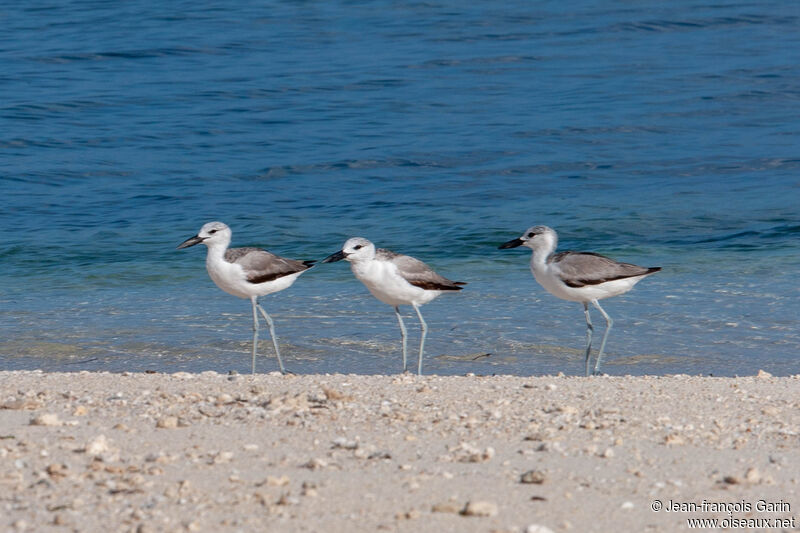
177, 221, 232, 250
499, 225, 558, 254
321, 237, 376, 264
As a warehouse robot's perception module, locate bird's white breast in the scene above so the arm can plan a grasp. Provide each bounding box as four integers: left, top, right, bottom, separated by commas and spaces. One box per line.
351, 259, 437, 307
206, 253, 301, 299
206, 255, 250, 298
531, 259, 647, 302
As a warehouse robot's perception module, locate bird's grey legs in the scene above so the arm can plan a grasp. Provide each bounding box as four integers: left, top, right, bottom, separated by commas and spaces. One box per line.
255, 301, 286, 375
591, 299, 612, 376
394, 306, 408, 372
250, 297, 260, 375
247, 296, 286, 375
582, 302, 594, 377
412, 303, 427, 376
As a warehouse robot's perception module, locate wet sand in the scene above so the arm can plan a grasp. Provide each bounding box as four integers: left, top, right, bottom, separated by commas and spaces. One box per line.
1, 370, 799, 532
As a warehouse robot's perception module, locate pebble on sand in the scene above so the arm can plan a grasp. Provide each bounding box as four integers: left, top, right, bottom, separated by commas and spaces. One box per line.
526, 525, 555, 533
745, 467, 761, 484
520, 470, 547, 484
156, 416, 179, 429
30, 413, 61, 426
85, 434, 112, 457
461, 501, 499, 517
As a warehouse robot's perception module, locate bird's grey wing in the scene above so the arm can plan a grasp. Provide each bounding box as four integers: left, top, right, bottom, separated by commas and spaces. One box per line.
552, 251, 657, 288
377, 248, 465, 291
226, 247, 314, 283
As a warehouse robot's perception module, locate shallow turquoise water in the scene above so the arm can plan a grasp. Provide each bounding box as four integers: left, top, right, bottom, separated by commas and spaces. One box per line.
1, 1, 799, 375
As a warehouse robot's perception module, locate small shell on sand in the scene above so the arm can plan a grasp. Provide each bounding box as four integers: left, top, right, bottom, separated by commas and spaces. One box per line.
461, 500, 499, 517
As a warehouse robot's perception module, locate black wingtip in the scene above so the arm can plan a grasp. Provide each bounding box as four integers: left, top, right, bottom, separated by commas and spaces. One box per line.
648, 267, 661, 274
408, 280, 466, 291
303, 260, 316, 268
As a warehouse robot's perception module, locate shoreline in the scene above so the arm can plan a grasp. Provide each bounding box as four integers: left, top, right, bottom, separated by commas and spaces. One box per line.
2, 371, 799, 532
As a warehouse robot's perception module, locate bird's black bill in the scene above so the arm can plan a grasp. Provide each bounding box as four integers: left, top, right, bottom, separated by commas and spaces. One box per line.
177, 235, 204, 249
321, 250, 346, 263
498, 238, 524, 249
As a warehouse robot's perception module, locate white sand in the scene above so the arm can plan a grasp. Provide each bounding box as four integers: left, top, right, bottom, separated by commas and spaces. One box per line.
1, 370, 799, 532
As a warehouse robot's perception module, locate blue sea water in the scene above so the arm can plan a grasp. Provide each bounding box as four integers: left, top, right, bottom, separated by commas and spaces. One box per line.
1, 1, 798, 376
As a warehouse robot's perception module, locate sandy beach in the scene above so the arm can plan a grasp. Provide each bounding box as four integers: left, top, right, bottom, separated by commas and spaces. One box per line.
1, 370, 799, 532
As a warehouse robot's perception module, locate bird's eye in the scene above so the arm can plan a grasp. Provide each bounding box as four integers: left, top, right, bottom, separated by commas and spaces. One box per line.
527, 232, 534, 238
209, 229, 217, 234
353, 244, 363, 250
